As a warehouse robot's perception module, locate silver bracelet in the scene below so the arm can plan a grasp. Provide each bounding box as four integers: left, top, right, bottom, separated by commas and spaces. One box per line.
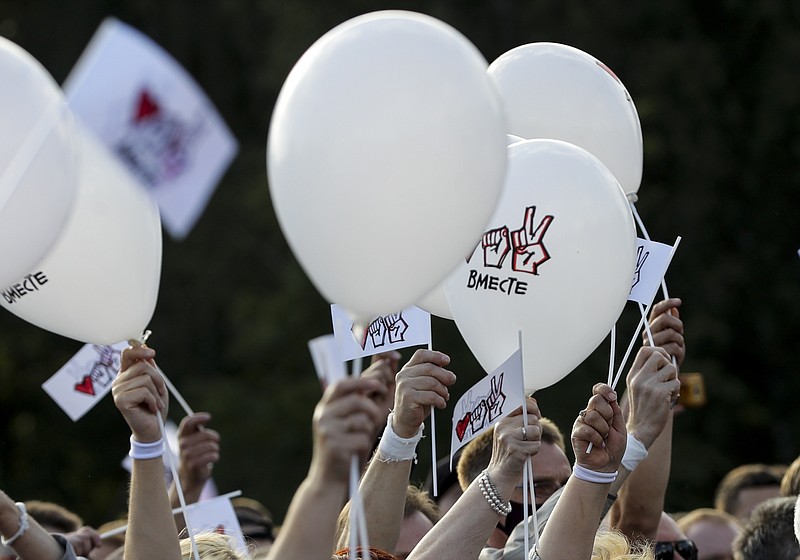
478, 470, 512, 516
1, 502, 29, 547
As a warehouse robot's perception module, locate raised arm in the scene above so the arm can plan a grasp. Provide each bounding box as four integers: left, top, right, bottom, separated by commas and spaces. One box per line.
112, 345, 180, 560
336, 349, 455, 553
610, 299, 683, 540
407, 397, 541, 560
0, 490, 75, 560
170, 412, 221, 533
535, 384, 627, 560
265, 376, 384, 560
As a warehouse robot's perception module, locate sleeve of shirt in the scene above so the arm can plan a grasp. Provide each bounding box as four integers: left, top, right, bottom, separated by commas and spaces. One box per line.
50, 534, 88, 560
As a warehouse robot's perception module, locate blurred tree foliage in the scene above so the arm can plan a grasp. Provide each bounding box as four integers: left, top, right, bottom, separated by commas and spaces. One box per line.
0, 0, 798, 526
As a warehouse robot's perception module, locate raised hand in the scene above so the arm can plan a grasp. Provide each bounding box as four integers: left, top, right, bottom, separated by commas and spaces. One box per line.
625, 346, 679, 447
176, 412, 221, 492
510, 206, 553, 275
572, 384, 626, 473
643, 298, 685, 367
112, 345, 167, 443
485, 397, 542, 490
392, 349, 455, 438
310, 377, 385, 483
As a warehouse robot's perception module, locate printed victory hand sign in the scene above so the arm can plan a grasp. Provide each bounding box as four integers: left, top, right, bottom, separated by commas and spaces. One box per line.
511, 206, 554, 275
479, 206, 554, 275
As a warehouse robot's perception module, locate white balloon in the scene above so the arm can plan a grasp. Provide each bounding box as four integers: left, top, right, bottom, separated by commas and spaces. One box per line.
0, 37, 79, 287
417, 285, 453, 321
417, 134, 526, 322
267, 11, 507, 321
445, 139, 636, 392
489, 43, 643, 195
0, 124, 162, 344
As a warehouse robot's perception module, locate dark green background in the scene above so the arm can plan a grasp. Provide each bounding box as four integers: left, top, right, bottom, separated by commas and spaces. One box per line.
0, 0, 799, 526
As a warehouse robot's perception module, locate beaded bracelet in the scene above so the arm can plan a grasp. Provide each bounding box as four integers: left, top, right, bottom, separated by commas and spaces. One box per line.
572, 464, 618, 484
1, 502, 29, 547
129, 436, 165, 460
478, 470, 512, 516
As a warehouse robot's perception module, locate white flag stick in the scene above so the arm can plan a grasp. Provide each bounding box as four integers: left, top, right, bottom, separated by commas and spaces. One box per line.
639, 302, 655, 347
158, 410, 200, 560
155, 364, 194, 417
428, 340, 438, 497
608, 325, 616, 387
348, 358, 368, 560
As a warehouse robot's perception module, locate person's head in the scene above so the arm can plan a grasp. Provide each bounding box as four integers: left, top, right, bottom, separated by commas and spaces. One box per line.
456, 417, 570, 508
179, 532, 249, 560
592, 530, 655, 560
733, 496, 799, 560
780, 456, 800, 497
24, 499, 83, 534
395, 486, 440, 559
677, 508, 742, 560
88, 519, 127, 560
332, 547, 397, 560
714, 464, 785, 522
231, 497, 275, 555
656, 512, 698, 560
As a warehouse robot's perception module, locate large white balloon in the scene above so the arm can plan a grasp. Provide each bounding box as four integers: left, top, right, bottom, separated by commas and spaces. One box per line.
0, 124, 162, 344
267, 11, 508, 321
489, 43, 643, 195
445, 139, 636, 393
0, 37, 79, 287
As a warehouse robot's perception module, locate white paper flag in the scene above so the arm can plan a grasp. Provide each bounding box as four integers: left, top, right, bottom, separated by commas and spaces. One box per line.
628, 238, 677, 305
63, 18, 238, 239
42, 341, 127, 421
450, 349, 524, 466
184, 494, 247, 554
308, 334, 346, 387
331, 305, 431, 361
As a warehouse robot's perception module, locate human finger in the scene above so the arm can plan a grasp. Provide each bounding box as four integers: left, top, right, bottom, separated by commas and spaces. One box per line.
120, 345, 156, 371
403, 348, 450, 369
648, 298, 682, 321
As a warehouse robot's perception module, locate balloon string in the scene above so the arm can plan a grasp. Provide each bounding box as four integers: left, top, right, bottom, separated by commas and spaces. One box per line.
348, 358, 367, 560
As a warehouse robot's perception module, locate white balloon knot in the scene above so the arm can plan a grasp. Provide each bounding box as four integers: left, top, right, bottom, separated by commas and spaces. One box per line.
626, 192, 638, 204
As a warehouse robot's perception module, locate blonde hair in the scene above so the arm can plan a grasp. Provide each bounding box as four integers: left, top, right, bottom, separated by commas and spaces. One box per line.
592, 530, 655, 560
180, 532, 249, 560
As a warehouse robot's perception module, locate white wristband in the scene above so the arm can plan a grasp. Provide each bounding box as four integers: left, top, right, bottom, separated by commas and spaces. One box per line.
1, 502, 29, 547
621, 433, 648, 471
129, 436, 165, 460
572, 464, 617, 484
376, 413, 423, 463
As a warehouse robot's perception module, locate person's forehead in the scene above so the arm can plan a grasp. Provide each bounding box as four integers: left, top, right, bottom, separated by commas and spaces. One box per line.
684, 519, 740, 558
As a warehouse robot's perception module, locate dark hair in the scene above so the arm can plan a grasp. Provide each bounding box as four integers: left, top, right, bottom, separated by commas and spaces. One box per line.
714, 464, 785, 516
733, 497, 799, 560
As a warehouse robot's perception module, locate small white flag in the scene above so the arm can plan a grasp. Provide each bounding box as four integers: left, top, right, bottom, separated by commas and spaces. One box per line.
42, 342, 127, 421
63, 18, 238, 239
331, 305, 431, 361
184, 494, 247, 554
308, 334, 346, 387
628, 238, 678, 305
450, 349, 524, 466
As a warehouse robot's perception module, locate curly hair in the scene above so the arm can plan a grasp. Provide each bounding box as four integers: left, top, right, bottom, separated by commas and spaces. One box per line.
179, 532, 250, 560
592, 530, 655, 560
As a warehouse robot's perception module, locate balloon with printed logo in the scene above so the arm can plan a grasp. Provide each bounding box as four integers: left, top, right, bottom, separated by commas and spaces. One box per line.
268, 11, 507, 322
0, 37, 80, 287
445, 139, 636, 392
488, 42, 643, 196
0, 123, 162, 345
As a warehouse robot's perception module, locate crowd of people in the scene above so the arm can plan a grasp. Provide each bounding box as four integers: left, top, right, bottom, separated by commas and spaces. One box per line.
1, 297, 799, 560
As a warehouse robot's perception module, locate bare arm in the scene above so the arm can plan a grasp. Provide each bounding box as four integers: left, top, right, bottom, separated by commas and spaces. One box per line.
407, 398, 542, 560
266, 377, 384, 560
336, 349, 455, 553
0, 491, 67, 560
112, 345, 181, 560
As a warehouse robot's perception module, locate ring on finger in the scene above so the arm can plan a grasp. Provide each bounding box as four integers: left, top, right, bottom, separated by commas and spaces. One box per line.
521, 426, 528, 441
579, 409, 588, 419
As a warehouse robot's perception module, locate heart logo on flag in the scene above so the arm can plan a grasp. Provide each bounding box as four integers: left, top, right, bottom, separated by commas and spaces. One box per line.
74, 375, 95, 396
456, 413, 472, 441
